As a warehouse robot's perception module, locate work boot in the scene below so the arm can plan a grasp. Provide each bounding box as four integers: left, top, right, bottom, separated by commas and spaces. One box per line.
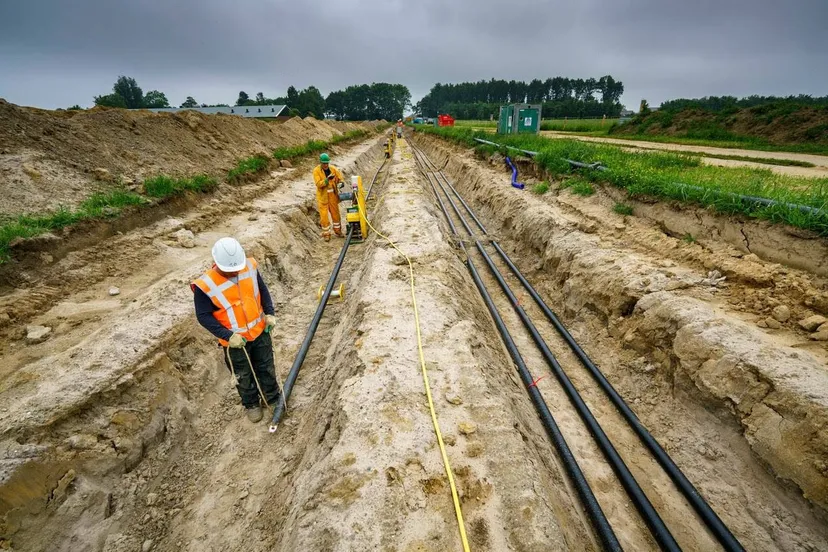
323, 234, 330, 242
335, 232, 344, 238
246, 406, 263, 423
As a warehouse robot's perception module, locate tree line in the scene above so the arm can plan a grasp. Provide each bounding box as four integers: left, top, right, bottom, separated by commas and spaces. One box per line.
659, 94, 828, 112
88, 76, 410, 121
416, 76, 625, 119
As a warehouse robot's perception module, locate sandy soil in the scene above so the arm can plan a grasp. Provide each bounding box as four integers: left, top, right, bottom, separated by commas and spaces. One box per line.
1, 117, 827, 552
540, 131, 828, 178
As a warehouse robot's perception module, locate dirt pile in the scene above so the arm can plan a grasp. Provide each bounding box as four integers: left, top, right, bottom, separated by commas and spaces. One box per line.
0, 99, 379, 216
612, 104, 828, 146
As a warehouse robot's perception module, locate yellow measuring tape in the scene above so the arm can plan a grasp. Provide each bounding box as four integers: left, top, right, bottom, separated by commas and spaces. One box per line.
364, 206, 471, 550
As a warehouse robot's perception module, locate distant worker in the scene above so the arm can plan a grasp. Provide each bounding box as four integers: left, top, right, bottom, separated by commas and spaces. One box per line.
192, 237, 280, 423
313, 153, 345, 241
384, 139, 392, 159
396, 119, 403, 138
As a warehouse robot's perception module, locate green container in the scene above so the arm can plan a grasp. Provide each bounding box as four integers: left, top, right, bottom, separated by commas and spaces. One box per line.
517, 108, 540, 133
497, 104, 542, 134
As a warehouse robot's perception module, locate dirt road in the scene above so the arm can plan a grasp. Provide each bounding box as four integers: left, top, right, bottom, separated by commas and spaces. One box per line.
1, 126, 827, 551
540, 131, 828, 178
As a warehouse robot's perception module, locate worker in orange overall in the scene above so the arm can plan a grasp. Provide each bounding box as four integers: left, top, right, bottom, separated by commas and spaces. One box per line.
396, 119, 403, 138
312, 153, 345, 241
192, 237, 280, 423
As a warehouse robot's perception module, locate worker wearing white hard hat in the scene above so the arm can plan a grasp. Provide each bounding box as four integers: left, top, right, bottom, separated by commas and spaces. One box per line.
191, 237, 280, 423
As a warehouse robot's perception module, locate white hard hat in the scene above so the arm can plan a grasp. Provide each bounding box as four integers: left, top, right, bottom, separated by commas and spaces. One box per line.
212, 237, 246, 272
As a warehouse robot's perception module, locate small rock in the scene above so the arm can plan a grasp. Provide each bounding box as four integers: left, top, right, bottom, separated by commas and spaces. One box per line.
756, 319, 768, 328
142, 539, 154, 552
108, 287, 121, 296
771, 305, 791, 323
40, 252, 54, 264
172, 228, 196, 249
238, 489, 249, 500
443, 435, 457, 446
67, 434, 98, 450
818, 323, 828, 333
279, 159, 292, 168
145, 493, 159, 506
0, 312, 11, 328
93, 167, 112, 182
764, 317, 782, 330
458, 422, 477, 436
799, 315, 827, 332
445, 394, 463, 406
248, 214, 259, 221
26, 325, 52, 343
577, 221, 597, 234
809, 330, 828, 342
665, 280, 691, 291
614, 224, 626, 231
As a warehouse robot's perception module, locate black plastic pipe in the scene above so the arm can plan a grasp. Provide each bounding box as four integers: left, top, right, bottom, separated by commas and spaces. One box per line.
425, 153, 678, 551
418, 142, 745, 552
413, 147, 622, 552
270, 155, 387, 430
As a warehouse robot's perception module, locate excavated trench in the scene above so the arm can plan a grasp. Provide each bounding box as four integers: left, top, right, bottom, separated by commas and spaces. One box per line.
0, 138, 384, 551
412, 133, 828, 551
3, 130, 827, 552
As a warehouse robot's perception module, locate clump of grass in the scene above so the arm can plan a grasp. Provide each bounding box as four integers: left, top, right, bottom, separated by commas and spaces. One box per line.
417, 125, 828, 236
143, 174, 217, 198
683, 233, 697, 243
570, 180, 595, 196
228, 155, 270, 180
613, 203, 634, 216
532, 181, 550, 195
0, 189, 145, 261
273, 130, 369, 161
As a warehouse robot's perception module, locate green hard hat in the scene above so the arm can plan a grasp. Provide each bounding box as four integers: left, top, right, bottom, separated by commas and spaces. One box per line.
319, 153, 330, 163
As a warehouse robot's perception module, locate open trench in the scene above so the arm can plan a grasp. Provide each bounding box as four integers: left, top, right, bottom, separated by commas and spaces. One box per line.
2, 127, 827, 552
410, 133, 828, 551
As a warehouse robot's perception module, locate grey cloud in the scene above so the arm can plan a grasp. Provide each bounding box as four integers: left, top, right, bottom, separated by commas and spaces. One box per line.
1, 0, 826, 110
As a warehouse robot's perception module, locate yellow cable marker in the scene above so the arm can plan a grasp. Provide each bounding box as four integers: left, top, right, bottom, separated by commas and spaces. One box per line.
365, 143, 471, 552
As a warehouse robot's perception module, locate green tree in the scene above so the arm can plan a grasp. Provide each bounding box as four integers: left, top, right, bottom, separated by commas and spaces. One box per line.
94, 93, 127, 108
143, 90, 170, 108
67, 104, 83, 110
180, 96, 199, 108
113, 76, 144, 109
236, 91, 250, 106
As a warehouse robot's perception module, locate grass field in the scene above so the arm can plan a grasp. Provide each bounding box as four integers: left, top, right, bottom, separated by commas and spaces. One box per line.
414, 125, 828, 236
454, 118, 617, 132
589, 131, 828, 156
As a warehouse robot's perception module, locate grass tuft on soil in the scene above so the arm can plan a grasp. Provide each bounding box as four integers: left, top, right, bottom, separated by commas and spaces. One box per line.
0, 189, 146, 260
143, 174, 218, 197
532, 181, 550, 195
415, 125, 828, 236
613, 203, 634, 216
227, 155, 270, 180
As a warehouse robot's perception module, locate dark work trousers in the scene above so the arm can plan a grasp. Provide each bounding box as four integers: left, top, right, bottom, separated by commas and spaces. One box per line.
223, 332, 281, 409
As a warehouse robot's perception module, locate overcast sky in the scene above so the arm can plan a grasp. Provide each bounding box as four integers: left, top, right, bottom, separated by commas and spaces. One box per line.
1, 0, 826, 111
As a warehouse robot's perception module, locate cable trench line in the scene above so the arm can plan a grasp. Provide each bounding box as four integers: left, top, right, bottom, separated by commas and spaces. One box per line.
364, 141, 471, 552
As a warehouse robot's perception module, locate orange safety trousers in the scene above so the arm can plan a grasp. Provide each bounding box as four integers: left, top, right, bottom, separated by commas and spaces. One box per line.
319, 193, 342, 238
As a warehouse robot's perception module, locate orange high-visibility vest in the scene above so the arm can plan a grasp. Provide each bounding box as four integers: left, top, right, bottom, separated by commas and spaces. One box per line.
191, 258, 266, 347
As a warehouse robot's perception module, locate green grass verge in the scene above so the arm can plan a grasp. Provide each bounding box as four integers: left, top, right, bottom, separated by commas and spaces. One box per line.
273, 129, 370, 161
0, 189, 146, 260
541, 119, 617, 132
143, 174, 218, 197
228, 155, 270, 180
613, 203, 634, 216
532, 181, 550, 195
601, 131, 828, 155
414, 125, 828, 236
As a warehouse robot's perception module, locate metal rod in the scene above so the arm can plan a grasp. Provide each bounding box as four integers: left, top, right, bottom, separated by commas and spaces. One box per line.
418, 140, 745, 552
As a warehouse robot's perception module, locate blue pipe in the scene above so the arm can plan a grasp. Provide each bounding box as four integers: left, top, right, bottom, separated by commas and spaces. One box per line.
505, 156, 525, 189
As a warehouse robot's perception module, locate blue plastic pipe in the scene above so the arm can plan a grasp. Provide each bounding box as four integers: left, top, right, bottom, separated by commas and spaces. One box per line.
505, 156, 525, 189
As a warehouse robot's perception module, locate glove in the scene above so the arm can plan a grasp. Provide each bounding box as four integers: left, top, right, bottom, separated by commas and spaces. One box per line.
228, 333, 246, 348
264, 315, 277, 333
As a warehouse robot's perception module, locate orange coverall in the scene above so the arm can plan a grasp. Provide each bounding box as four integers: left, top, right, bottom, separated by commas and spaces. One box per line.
312, 163, 345, 238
